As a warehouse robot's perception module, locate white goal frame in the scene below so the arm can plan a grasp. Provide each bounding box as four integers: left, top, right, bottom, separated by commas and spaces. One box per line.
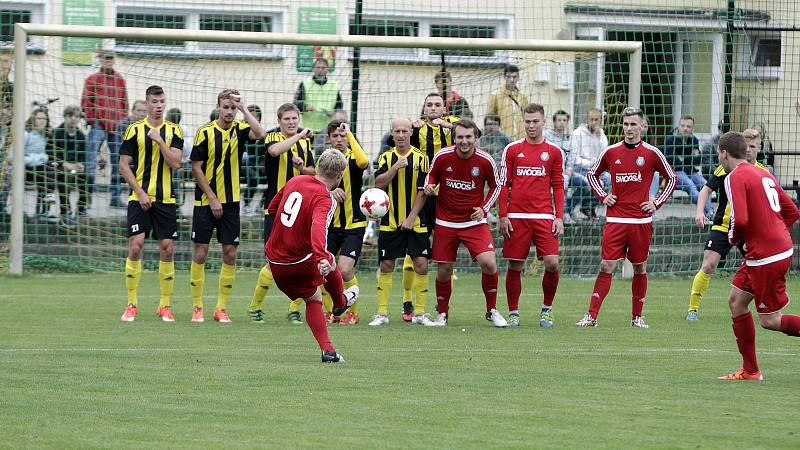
8, 23, 642, 275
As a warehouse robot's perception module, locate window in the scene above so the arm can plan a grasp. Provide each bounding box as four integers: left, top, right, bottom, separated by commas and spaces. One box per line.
348, 13, 511, 65
736, 30, 783, 80
113, 4, 285, 59
0, 2, 46, 51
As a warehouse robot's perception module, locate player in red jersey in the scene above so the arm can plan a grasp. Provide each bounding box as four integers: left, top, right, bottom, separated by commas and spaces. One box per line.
403, 119, 505, 327
498, 103, 565, 328
575, 106, 676, 328
716, 131, 800, 380
265, 149, 359, 363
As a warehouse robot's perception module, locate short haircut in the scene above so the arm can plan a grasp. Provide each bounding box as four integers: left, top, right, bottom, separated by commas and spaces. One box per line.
680, 114, 695, 123
484, 114, 501, 126
166, 107, 181, 124
327, 119, 346, 136
523, 103, 545, 116
453, 119, 481, 139
503, 64, 520, 76
718, 131, 747, 159
277, 103, 300, 119
434, 71, 451, 83
317, 148, 347, 179
622, 106, 643, 119
742, 128, 761, 140
63, 105, 81, 117
588, 107, 603, 118
145, 85, 164, 99
217, 89, 240, 105
314, 58, 329, 67
552, 109, 570, 121
132, 100, 147, 110
424, 92, 444, 103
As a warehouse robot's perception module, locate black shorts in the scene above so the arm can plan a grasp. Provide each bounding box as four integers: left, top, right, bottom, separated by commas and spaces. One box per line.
328, 227, 366, 263
705, 229, 733, 257
127, 201, 178, 240
262, 214, 275, 243
192, 203, 241, 245
378, 229, 431, 261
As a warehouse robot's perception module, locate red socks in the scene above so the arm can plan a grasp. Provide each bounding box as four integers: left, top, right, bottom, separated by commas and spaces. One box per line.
588, 272, 612, 318
505, 269, 522, 312
305, 300, 334, 352
632, 273, 647, 318
780, 314, 800, 337
542, 270, 559, 308
482, 272, 498, 312
323, 268, 345, 309
732, 312, 759, 374
436, 279, 451, 315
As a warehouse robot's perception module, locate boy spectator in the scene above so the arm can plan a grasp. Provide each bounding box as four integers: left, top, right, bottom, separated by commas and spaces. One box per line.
477, 114, 511, 165
49, 106, 88, 226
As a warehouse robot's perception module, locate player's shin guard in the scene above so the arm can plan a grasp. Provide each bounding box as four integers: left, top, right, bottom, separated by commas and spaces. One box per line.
632, 273, 647, 318
190, 261, 205, 309
780, 314, 800, 337
505, 268, 522, 313
125, 258, 142, 306
377, 272, 392, 315
323, 269, 346, 310
542, 270, 559, 308
412, 272, 429, 314
402, 255, 414, 303
732, 312, 759, 374
249, 265, 273, 310
215, 263, 235, 311
436, 279, 452, 315
482, 272, 499, 312
158, 261, 174, 308
344, 277, 359, 314
588, 271, 613, 318
688, 270, 711, 311
305, 300, 335, 352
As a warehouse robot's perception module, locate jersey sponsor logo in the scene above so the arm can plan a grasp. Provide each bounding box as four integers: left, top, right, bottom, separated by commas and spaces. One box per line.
636, 156, 645, 167
540, 151, 550, 161
471, 167, 480, 177
516, 165, 546, 177
614, 159, 622, 165
445, 178, 477, 191
615, 171, 643, 183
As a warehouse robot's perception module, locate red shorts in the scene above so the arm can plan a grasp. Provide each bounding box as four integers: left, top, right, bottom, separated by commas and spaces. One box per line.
731, 257, 791, 314
601, 221, 653, 264
432, 223, 495, 262
269, 259, 323, 300
502, 218, 559, 260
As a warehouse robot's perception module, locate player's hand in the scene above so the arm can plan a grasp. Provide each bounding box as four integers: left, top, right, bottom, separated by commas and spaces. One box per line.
411, 119, 424, 128
230, 94, 244, 111
137, 190, 152, 211
399, 217, 414, 230
639, 200, 656, 215
339, 122, 350, 135
431, 118, 448, 127
318, 258, 333, 276
392, 157, 408, 171
331, 188, 346, 203
552, 218, 564, 237
499, 217, 513, 239
210, 197, 223, 219
603, 194, 617, 207
147, 127, 164, 144
694, 210, 707, 229
471, 207, 485, 222
423, 184, 437, 196
292, 156, 305, 169
298, 128, 313, 139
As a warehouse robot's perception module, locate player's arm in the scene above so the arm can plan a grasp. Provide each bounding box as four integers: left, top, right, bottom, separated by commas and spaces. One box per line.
232, 96, 265, 141
299, 147, 316, 175
551, 149, 566, 219
652, 152, 677, 209
401, 157, 434, 229
694, 186, 714, 229
776, 180, 800, 228
118, 128, 151, 210
724, 174, 747, 245
587, 153, 612, 204
147, 127, 182, 170
268, 129, 313, 157
191, 160, 223, 218
497, 144, 515, 238
311, 195, 336, 264
480, 157, 501, 215
345, 124, 369, 169
266, 187, 285, 217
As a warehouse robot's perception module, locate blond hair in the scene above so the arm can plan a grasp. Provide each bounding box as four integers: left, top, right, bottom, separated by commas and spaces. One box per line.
316, 148, 347, 179
742, 128, 761, 140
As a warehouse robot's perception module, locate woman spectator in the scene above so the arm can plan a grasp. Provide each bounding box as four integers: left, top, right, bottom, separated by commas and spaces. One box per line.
24, 108, 54, 220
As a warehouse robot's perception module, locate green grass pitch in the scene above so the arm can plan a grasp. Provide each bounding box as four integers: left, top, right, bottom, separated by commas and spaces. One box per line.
1, 271, 797, 448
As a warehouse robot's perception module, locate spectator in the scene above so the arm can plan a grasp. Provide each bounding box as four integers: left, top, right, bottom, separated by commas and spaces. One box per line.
487, 64, 528, 140
81, 49, 128, 204
663, 115, 712, 216
0, 51, 12, 106
242, 104, 264, 216
477, 114, 511, 165
567, 108, 609, 220
293, 57, 343, 135
107, 100, 147, 207
49, 106, 88, 225
434, 70, 470, 118
23, 108, 53, 220
544, 109, 572, 155
0, 99, 11, 226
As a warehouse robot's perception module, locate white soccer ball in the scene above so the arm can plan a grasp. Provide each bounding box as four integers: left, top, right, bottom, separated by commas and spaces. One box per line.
359, 188, 390, 220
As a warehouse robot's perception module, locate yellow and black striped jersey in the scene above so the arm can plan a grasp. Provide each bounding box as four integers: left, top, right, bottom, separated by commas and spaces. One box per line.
330, 135, 369, 229
262, 127, 314, 214
707, 162, 769, 233
411, 115, 460, 161
120, 119, 184, 204
375, 146, 429, 233
190, 120, 253, 205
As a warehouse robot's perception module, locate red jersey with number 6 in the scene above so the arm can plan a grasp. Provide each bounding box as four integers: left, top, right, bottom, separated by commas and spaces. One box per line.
725, 163, 799, 264
265, 175, 336, 265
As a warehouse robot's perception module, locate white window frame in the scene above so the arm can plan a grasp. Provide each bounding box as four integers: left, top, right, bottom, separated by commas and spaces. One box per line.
345, 10, 513, 66
0, 1, 47, 52
735, 30, 783, 81
112, 2, 287, 59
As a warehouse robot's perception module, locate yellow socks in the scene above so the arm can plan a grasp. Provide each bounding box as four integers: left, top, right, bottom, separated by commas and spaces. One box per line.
190, 261, 205, 309
215, 263, 236, 311
688, 270, 712, 311
345, 276, 359, 315
288, 298, 303, 313
321, 285, 333, 313
377, 271, 392, 315
158, 260, 174, 308
125, 258, 141, 306
402, 255, 414, 303
249, 265, 273, 310
412, 272, 429, 315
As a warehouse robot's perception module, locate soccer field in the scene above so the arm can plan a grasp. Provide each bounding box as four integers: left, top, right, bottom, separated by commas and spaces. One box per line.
1, 272, 797, 449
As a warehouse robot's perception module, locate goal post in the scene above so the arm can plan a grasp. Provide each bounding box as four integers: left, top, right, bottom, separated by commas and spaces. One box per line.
8, 23, 642, 275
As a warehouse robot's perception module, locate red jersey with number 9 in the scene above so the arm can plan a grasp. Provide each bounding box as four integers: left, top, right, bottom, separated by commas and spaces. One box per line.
265, 175, 336, 265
